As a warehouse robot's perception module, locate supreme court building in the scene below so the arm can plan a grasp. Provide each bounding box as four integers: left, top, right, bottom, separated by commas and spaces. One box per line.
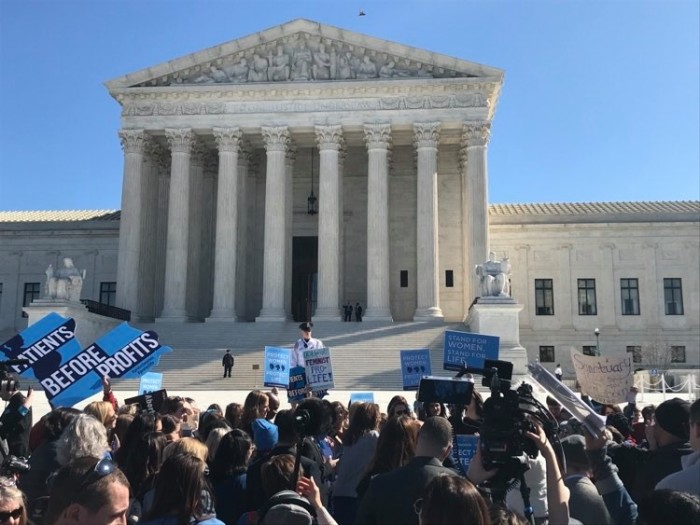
1, 20, 698, 369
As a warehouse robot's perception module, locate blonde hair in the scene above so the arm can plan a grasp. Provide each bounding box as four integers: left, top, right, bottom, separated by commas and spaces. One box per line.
163, 437, 208, 462
205, 427, 231, 461
0, 479, 29, 525
84, 401, 115, 428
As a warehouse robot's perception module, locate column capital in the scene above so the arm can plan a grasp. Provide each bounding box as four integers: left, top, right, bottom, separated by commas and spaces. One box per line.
213, 127, 242, 153
461, 121, 491, 148
261, 126, 291, 152
363, 123, 392, 150
165, 128, 195, 153
315, 125, 344, 151
119, 129, 148, 154
413, 122, 441, 149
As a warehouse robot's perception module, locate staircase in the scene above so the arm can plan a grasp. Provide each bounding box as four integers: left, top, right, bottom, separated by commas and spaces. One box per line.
117, 321, 468, 391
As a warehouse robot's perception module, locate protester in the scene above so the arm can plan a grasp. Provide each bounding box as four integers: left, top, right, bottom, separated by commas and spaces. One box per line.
387, 395, 412, 419
205, 427, 232, 465
0, 480, 30, 525
332, 402, 380, 525
123, 431, 168, 508
251, 418, 278, 457
210, 430, 254, 525
292, 322, 324, 368
163, 437, 209, 463
355, 416, 458, 525
0, 379, 32, 458
83, 401, 117, 432
240, 391, 270, 438
636, 489, 700, 525
45, 456, 130, 525
114, 412, 161, 469
416, 474, 491, 525
656, 398, 700, 495
225, 403, 243, 430
55, 413, 109, 467
160, 414, 181, 443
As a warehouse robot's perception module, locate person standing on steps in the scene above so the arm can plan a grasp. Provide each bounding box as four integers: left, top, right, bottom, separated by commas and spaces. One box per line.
222, 349, 234, 378
555, 363, 563, 382
355, 302, 363, 322
292, 322, 324, 368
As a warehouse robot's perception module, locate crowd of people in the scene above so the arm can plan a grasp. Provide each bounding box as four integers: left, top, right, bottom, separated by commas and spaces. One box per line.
0, 374, 699, 525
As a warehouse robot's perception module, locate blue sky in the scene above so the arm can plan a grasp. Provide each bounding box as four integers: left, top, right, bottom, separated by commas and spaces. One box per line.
1, 0, 698, 211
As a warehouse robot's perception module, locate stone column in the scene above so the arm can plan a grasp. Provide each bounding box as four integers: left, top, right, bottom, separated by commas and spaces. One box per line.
256, 126, 290, 321
186, 142, 206, 320
235, 143, 251, 320
207, 128, 242, 321
284, 144, 296, 320
154, 154, 171, 318
462, 122, 491, 305
116, 129, 147, 314
413, 122, 444, 321
363, 124, 393, 321
158, 128, 195, 321
314, 125, 344, 320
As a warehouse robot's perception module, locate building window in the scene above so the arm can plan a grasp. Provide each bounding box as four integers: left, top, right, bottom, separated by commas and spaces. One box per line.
621, 278, 640, 315
627, 345, 642, 364
582, 346, 597, 356
671, 346, 686, 363
539, 346, 555, 363
535, 279, 554, 315
400, 271, 408, 288
578, 279, 597, 315
445, 270, 454, 288
100, 282, 117, 306
22, 282, 41, 317
664, 278, 684, 315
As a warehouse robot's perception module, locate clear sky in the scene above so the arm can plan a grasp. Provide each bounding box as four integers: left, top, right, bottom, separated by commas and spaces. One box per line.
0, 0, 698, 211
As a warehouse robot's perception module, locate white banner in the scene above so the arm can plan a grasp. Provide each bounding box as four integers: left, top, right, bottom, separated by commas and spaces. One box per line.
570, 348, 633, 404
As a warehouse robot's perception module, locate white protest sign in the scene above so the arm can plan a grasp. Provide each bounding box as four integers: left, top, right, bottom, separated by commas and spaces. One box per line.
303, 347, 335, 391
569, 348, 633, 404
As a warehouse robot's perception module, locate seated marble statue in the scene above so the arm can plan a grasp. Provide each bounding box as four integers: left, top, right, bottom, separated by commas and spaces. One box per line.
225, 58, 249, 83
268, 46, 290, 81
45, 257, 86, 302
475, 252, 511, 297
356, 55, 378, 79
248, 54, 269, 82
312, 44, 331, 80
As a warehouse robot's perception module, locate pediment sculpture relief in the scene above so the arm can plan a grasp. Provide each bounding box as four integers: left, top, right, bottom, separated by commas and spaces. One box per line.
143, 35, 474, 87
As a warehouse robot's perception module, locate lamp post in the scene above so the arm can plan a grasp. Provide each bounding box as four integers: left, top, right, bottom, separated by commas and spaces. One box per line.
594, 327, 600, 356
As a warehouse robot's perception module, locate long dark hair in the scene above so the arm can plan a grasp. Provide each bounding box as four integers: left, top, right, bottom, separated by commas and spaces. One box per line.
365, 415, 419, 475
420, 475, 490, 525
210, 429, 253, 482
123, 431, 167, 496
115, 412, 161, 468
144, 453, 207, 524
344, 402, 380, 446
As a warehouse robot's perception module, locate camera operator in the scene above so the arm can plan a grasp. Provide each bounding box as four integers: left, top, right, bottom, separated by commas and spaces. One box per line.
0, 375, 33, 459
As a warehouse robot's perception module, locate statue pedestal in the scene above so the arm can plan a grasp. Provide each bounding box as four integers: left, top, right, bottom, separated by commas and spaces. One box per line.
466, 298, 528, 377
25, 299, 122, 346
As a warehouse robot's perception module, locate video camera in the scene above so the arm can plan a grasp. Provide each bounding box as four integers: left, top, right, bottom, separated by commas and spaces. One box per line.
1, 455, 30, 476
0, 359, 29, 397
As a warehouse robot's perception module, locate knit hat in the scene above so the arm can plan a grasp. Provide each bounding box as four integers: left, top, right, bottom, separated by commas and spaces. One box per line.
561, 434, 589, 470
655, 398, 690, 440
252, 418, 279, 452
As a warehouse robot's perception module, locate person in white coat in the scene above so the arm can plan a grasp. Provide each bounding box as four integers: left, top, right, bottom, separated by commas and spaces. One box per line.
291, 322, 324, 368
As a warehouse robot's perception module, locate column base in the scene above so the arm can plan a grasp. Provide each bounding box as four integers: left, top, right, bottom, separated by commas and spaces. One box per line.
314, 307, 342, 321
413, 307, 444, 322
363, 308, 393, 322
206, 308, 238, 322
256, 307, 287, 322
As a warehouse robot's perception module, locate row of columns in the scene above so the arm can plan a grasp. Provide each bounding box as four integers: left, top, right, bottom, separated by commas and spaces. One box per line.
116, 122, 491, 322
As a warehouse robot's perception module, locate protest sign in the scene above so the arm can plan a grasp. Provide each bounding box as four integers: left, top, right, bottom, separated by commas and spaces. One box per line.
139, 372, 163, 395
287, 366, 308, 402
443, 330, 499, 372
452, 434, 479, 475
349, 392, 375, 404
569, 348, 634, 405
303, 347, 334, 391
400, 349, 432, 390
264, 346, 291, 388
125, 389, 168, 414
2, 314, 172, 407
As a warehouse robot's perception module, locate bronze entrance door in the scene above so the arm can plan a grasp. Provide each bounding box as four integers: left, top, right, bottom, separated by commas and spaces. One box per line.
292, 236, 318, 322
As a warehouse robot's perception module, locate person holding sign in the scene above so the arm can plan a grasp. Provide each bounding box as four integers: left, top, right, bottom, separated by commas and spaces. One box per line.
291, 322, 324, 368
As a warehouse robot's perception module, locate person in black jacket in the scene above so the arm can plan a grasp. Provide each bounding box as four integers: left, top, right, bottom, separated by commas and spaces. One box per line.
0, 375, 32, 458
222, 349, 234, 378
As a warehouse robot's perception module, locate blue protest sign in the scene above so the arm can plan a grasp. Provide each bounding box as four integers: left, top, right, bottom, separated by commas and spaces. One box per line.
350, 392, 375, 404
139, 372, 163, 395
400, 349, 432, 390
288, 366, 308, 402
42, 322, 172, 407
304, 347, 334, 391
443, 330, 499, 372
0, 313, 82, 380
452, 434, 479, 475
264, 346, 291, 388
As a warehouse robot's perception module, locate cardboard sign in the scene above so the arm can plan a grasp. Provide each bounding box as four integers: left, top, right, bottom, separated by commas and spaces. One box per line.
263, 346, 291, 388
443, 330, 499, 372
139, 372, 163, 395
349, 392, 375, 404
287, 366, 308, 402
303, 347, 334, 391
452, 434, 479, 475
569, 348, 634, 405
400, 349, 432, 390
124, 389, 168, 414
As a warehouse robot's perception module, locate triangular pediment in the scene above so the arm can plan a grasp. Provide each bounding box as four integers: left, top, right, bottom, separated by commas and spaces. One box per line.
105, 19, 503, 91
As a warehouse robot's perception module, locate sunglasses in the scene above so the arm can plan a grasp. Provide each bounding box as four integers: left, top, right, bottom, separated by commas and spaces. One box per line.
0, 508, 22, 522
77, 456, 117, 491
